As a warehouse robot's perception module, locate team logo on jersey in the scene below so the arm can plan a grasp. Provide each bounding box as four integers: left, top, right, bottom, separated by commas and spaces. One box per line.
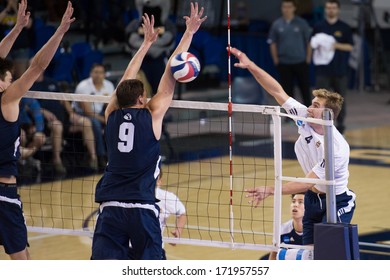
123, 113, 132, 121
316, 141, 321, 148
305, 135, 313, 144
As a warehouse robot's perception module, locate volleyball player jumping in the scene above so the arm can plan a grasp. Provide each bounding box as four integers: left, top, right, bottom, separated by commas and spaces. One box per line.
91, 3, 206, 260
230, 46, 356, 245
0, 1, 74, 260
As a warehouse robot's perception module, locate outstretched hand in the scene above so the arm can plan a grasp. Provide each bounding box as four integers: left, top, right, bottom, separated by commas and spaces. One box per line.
245, 186, 274, 208
57, 1, 75, 34
230, 47, 251, 69
184, 2, 207, 35
141, 13, 159, 45
168, 228, 181, 246
15, 0, 30, 29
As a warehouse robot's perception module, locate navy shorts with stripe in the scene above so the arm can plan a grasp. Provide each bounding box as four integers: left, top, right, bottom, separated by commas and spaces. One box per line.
91, 204, 162, 260
0, 186, 28, 255
303, 189, 356, 245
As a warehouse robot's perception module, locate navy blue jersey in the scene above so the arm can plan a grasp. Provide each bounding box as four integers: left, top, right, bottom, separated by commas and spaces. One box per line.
95, 108, 160, 203
0, 93, 21, 177
280, 219, 303, 245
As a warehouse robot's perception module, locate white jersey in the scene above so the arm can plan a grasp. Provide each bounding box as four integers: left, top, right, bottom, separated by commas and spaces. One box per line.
282, 97, 350, 195
156, 187, 186, 246
74, 77, 115, 115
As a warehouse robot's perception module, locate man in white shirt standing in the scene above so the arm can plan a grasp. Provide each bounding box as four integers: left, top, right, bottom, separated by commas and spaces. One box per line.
74, 63, 115, 170
229, 46, 356, 245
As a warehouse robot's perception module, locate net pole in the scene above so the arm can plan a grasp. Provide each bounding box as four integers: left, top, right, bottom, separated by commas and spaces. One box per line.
272, 110, 283, 251
323, 109, 336, 223
226, 0, 235, 248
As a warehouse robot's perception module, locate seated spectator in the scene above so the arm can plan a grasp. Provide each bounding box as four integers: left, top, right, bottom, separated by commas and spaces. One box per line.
19, 97, 46, 156
74, 63, 114, 170
62, 99, 98, 171
18, 97, 46, 176
31, 70, 99, 172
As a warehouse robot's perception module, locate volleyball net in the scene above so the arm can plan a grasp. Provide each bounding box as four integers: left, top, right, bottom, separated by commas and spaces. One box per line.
19, 90, 331, 253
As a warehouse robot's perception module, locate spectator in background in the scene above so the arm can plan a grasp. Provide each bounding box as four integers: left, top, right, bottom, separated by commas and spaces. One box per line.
268, 0, 312, 107
30, 71, 67, 174
311, 0, 353, 134
19, 97, 46, 158
230, 0, 250, 32
31, 69, 99, 172
0, 0, 35, 79
62, 98, 99, 171
18, 97, 45, 177
74, 63, 114, 170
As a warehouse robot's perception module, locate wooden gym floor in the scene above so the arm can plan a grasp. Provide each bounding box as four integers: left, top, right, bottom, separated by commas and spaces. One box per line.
1, 91, 389, 260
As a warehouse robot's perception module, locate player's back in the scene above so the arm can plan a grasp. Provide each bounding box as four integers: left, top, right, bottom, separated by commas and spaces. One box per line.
0, 93, 20, 177
95, 108, 160, 203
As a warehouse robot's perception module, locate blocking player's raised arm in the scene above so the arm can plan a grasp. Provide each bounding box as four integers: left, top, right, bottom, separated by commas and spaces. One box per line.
0, 0, 30, 58
1, 1, 75, 122
105, 13, 159, 121
147, 2, 206, 121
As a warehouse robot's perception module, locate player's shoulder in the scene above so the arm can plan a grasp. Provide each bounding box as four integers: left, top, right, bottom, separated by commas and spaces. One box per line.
280, 219, 294, 235
283, 97, 306, 115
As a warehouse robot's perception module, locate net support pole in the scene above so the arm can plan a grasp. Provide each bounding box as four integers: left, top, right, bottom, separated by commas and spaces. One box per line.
272, 108, 283, 250
322, 109, 337, 223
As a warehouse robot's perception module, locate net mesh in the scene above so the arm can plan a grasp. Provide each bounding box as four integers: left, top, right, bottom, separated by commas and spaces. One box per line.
20, 91, 281, 250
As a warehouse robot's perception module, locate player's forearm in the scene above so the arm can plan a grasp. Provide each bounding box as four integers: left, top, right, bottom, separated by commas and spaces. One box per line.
30, 30, 67, 72
121, 40, 154, 84
176, 214, 187, 234
282, 181, 313, 195
169, 31, 193, 61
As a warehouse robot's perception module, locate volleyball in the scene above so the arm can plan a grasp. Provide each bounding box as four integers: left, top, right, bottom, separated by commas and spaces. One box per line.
170, 52, 201, 83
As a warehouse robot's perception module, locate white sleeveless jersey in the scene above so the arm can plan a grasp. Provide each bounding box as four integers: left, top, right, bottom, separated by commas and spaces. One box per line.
282, 98, 349, 195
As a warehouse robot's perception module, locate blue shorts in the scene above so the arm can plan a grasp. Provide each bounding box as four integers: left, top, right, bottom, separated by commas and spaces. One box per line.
0, 184, 28, 255
303, 189, 356, 245
91, 202, 162, 260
